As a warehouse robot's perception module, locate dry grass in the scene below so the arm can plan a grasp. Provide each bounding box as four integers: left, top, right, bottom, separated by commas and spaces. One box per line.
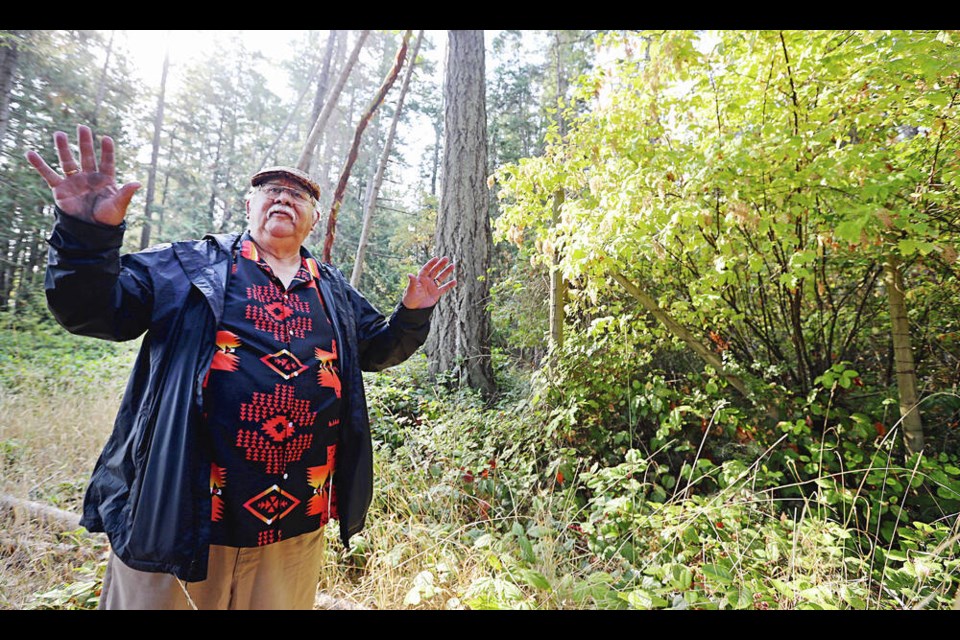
0, 373, 124, 609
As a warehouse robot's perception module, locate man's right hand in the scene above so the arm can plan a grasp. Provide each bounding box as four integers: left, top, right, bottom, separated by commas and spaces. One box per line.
25, 124, 140, 226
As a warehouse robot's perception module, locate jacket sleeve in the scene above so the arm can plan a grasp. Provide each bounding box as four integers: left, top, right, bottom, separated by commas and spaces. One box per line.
45, 207, 154, 342
346, 278, 434, 372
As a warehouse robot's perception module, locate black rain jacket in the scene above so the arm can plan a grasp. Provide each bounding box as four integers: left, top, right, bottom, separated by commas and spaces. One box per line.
45, 208, 432, 581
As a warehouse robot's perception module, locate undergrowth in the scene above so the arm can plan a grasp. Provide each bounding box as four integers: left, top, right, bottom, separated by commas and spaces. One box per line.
2, 343, 959, 609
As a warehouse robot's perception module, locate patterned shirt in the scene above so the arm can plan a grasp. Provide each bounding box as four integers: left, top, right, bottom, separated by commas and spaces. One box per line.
202, 233, 341, 547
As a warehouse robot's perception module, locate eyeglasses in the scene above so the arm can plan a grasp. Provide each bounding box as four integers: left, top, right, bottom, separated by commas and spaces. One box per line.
258, 183, 312, 204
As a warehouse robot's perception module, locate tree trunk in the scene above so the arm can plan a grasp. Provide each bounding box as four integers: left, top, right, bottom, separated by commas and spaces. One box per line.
429, 121, 441, 197
296, 30, 369, 172
549, 188, 566, 350
312, 31, 348, 194
885, 254, 925, 456
294, 30, 339, 175
140, 38, 170, 250
1, 214, 26, 312
426, 30, 496, 396
91, 29, 114, 125
207, 102, 228, 228
0, 30, 22, 146
548, 32, 569, 351
257, 47, 328, 171
0, 495, 85, 532
351, 30, 423, 288
321, 31, 411, 264
12, 227, 45, 311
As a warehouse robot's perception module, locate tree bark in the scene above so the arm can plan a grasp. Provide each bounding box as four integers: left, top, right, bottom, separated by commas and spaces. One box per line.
426, 30, 496, 396
206, 99, 228, 228
140, 38, 170, 250
351, 30, 423, 288
296, 30, 369, 172
257, 30, 338, 172
321, 31, 411, 264
885, 254, 925, 456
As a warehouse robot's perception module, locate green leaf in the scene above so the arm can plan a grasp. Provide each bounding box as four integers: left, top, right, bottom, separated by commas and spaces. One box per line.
726, 588, 754, 609
622, 588, 669, 610
669, 564, 694, 590
517, 533, 536, 563
770, 578, 795, 598
520, 569, 551, 590
936, 485, 960, 501
835, 218, 864, 244
898, 238, 918, 256
701, 563, 733, 585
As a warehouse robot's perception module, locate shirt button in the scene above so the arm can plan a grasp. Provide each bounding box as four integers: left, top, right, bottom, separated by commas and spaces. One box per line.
283, 473, 288, 480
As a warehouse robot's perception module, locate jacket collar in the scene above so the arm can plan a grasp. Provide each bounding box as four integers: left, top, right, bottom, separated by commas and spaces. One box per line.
172, 233, 243, 325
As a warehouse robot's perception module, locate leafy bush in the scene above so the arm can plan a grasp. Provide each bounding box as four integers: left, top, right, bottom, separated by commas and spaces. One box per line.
365, 355, 556, 524
576, 445, 960, 609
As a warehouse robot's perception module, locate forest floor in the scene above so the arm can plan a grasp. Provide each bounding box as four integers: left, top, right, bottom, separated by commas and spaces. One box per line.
2, 328, 959, 610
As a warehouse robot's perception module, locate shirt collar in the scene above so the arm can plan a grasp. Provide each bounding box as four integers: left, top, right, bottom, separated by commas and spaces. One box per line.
237, 231, 318, 287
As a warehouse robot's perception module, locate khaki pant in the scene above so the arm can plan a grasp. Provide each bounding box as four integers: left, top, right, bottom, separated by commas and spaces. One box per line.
99, 527, 327, 610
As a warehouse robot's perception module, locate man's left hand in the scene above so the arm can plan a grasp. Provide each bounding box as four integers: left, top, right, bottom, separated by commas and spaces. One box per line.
402, 256, 456, 309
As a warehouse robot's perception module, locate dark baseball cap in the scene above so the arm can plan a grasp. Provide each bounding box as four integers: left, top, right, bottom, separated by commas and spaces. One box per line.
250, 166, 321, 200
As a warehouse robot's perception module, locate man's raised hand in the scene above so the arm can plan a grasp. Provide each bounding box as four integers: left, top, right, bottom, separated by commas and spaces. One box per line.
25, 124, 140, 226
401, 256, 457, 310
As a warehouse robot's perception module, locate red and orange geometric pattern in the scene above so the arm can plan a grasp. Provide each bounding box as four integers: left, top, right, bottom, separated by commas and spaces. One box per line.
211, 330, 241, 372
210, 463, 227, 522
234, 429, 314, 476
245, 285, 313, 341
235, 384, 318, 474
239, 383, 316, 429
315, 340, 341, 398
243, 484, 301, 525
306, 444, 337, 521
260, 349, 309, 380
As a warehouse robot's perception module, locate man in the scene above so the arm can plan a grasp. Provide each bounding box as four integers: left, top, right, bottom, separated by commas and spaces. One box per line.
26, 124, 456, 609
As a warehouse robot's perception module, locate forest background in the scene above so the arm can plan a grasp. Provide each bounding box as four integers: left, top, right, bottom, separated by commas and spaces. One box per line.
1, 29, 959, 610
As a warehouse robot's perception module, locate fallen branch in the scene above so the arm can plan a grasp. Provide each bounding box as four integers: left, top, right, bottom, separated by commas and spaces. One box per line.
0, 495, 87, 533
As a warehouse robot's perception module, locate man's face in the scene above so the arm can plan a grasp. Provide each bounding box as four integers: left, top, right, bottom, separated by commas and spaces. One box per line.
246, 178, 318, 247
